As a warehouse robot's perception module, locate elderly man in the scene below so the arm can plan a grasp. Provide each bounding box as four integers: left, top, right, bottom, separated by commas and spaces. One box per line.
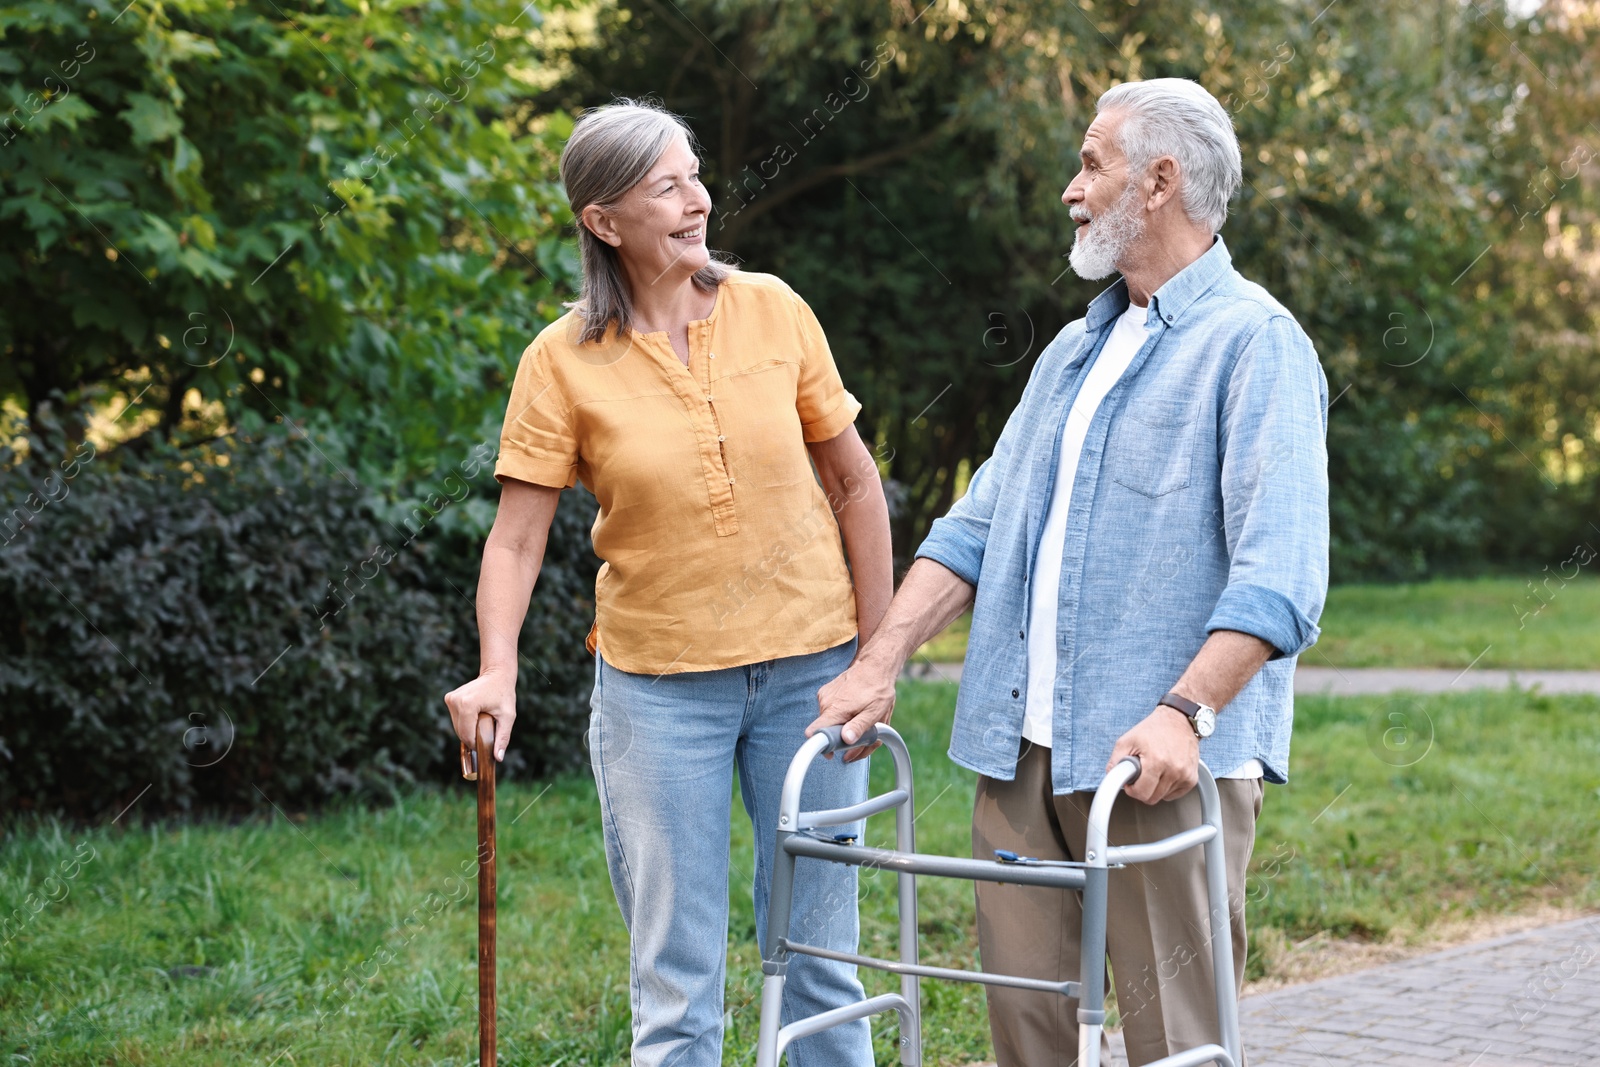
808, 78, 1329, 1065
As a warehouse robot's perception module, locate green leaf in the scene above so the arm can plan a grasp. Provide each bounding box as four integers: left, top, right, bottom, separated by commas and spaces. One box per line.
120, 91, 181, 146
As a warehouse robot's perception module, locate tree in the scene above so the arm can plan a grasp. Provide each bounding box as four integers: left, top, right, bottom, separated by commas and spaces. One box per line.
0, 0, 578, 505
545, 0, 1599, 578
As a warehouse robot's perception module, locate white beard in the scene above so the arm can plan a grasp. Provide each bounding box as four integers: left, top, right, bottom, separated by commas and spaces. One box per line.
1068, 184, 1146, 280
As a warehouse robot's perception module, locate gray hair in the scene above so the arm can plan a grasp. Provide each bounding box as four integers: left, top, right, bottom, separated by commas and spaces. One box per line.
1096, 78, 1242, 232
559, 99, 735, 345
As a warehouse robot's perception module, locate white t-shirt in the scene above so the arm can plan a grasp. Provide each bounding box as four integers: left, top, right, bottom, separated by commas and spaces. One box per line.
1020, 300, 1262, 780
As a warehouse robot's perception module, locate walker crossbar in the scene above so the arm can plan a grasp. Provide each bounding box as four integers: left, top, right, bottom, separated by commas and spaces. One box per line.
799, 788, 910, 829
779, 938, 1081, 997
753, 723, 1243, 1067
767, 992, 915, 1061
784, 835, 1092, 890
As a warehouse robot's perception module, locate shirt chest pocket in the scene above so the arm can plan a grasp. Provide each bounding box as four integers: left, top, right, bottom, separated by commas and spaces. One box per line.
1106, 395, 1196, 498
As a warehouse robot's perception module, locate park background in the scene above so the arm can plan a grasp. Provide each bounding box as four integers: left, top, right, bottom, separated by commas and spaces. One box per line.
1, 0, 1598, 1063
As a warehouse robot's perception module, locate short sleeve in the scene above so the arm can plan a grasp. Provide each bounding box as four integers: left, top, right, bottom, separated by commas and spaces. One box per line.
494, 341, 579, 489
789, 289, 862, 442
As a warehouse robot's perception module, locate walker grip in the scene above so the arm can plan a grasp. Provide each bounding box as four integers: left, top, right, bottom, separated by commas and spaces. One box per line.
818, 723, 881, 755
1119, 755, 1142, 784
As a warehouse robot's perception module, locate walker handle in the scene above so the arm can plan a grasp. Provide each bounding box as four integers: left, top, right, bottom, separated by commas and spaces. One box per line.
818, 723, 881, 756
1118, 755, 1142, 785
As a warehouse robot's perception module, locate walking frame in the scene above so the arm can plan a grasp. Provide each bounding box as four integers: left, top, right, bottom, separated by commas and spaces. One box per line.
755, 724, 1242, 1067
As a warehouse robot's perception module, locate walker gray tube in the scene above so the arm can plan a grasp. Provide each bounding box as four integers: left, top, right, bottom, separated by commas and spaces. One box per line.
754, 974, 787, 1067
772, 993, 911, 1058
763, 828, 799, 969
1082, 757, 1140, 1067
783, 938, 1080, 996
1078, 864, 1110, 1067
1195, 765, 1242, 1067
1106, 824, 1218, 866
776, 733, 833, 833
799, 788, 908, 829
1145, 1044, 1235, 1067
782, 836, 1090, 889
756, 826, 799, 1067
1085, 756, 1143, 862
889, 728, 922, 1066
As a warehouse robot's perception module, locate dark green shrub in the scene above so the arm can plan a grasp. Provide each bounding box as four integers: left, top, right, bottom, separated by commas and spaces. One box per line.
0, 418, 600, 821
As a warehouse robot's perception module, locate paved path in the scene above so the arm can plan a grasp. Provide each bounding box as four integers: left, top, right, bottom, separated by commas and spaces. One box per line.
983, 916, 1600, 1066
904, 661, 1600, 696
1238, 915, 1600, 1065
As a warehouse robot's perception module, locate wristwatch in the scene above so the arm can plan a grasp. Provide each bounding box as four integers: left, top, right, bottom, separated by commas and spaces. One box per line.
1158, 691, 1216, 739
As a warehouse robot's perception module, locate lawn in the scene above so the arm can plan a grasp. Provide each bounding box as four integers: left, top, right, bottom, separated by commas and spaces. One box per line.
4, 682, 1598, 1066
917, 575, 1600, 669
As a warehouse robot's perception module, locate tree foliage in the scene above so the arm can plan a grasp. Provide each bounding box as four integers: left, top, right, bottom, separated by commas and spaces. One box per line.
545, 0, 1600, 578
0, 0, 577, 501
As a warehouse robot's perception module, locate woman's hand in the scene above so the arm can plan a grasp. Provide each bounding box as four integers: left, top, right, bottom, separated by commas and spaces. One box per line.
445, 668, 517, 766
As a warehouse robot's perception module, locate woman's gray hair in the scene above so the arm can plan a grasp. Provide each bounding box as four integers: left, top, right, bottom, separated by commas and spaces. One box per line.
1096, 78, 1242, 233
559, 99, 735, 345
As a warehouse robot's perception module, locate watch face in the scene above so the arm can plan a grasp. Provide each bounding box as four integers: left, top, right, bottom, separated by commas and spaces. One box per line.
1194, 705, 1217, 738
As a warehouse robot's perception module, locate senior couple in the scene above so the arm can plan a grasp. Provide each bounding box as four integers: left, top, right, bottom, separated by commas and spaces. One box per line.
445, 77, 1329, 1067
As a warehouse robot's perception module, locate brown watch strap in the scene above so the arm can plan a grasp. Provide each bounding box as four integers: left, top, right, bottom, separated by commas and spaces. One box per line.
1158, 691, 1201, 718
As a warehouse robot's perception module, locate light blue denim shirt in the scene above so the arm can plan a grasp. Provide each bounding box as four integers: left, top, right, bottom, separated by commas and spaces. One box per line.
914, 235, 1329, 793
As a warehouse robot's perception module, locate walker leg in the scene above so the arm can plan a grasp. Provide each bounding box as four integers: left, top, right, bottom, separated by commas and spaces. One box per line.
755, 973, 788, 1067
1077, 864, 1109, 1067
756, 829, 799, 1067
894, 748, 922, 1066
1197, 772, 1242, 1067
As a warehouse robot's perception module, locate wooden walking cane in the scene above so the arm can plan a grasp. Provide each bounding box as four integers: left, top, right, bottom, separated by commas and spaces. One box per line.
460, 713, 497, 1065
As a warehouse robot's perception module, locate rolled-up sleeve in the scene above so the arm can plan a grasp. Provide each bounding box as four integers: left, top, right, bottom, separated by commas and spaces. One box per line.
1205, 315, 1330, 659
494, 341, 579, 489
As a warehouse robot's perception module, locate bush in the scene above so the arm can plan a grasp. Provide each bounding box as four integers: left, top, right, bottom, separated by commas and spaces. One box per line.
0, 418, 600, 821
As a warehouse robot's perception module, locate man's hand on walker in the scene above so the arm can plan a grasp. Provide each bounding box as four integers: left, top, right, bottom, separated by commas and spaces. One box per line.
445, 668, 518, 766
805, 658, 898, 763
1107, 705, 1199, 805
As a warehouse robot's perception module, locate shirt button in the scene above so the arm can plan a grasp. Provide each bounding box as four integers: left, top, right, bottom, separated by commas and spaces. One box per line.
705, 394, 714, 402
717, 435, 726, 442
709, 351, 717, 358
1011, 688, 1020, 698
1018, 630, 1024, 639
728, 477, 736, 484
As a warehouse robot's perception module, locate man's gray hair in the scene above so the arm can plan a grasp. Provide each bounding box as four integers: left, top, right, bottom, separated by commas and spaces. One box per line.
1096, 78, 1242, 233
559, 98, 734, 344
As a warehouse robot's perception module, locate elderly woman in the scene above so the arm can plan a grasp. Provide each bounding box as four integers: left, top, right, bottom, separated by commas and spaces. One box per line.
444, 100, 891, 1066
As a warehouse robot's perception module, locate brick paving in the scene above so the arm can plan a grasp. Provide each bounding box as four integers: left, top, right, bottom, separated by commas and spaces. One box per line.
978, 916, 1600, 1065
1236, 915, 1600, 1066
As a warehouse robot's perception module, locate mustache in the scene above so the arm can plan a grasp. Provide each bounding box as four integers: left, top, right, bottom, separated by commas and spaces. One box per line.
1069, 205, 1092, 224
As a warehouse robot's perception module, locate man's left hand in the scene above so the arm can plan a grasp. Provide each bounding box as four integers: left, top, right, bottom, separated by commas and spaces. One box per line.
1106, 705, 1199, 805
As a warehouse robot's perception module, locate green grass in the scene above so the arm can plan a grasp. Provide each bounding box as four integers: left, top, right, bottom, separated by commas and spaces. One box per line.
918, 576, 1600, 669
4, 683, 1599, 1065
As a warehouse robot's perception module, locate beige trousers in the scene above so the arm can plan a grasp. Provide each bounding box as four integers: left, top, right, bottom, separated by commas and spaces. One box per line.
970, 741, 1262, 1067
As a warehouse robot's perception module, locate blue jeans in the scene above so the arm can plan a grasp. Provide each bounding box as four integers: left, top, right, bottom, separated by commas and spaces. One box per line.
587, 636, 874, 1067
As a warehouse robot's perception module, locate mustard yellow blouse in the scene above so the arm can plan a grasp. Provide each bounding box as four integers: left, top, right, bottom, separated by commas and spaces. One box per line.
494, 271, 863, 674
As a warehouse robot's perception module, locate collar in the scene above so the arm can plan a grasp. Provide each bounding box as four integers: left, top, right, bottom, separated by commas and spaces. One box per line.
1084, 234, 1235, 331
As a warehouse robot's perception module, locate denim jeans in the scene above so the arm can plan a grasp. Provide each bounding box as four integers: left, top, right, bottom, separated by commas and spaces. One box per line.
588, 635, 874, 1067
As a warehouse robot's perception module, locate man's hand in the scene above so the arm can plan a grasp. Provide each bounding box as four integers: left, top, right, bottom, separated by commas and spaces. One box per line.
1106, 705, 1199, 804
806, 657, 898, 763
